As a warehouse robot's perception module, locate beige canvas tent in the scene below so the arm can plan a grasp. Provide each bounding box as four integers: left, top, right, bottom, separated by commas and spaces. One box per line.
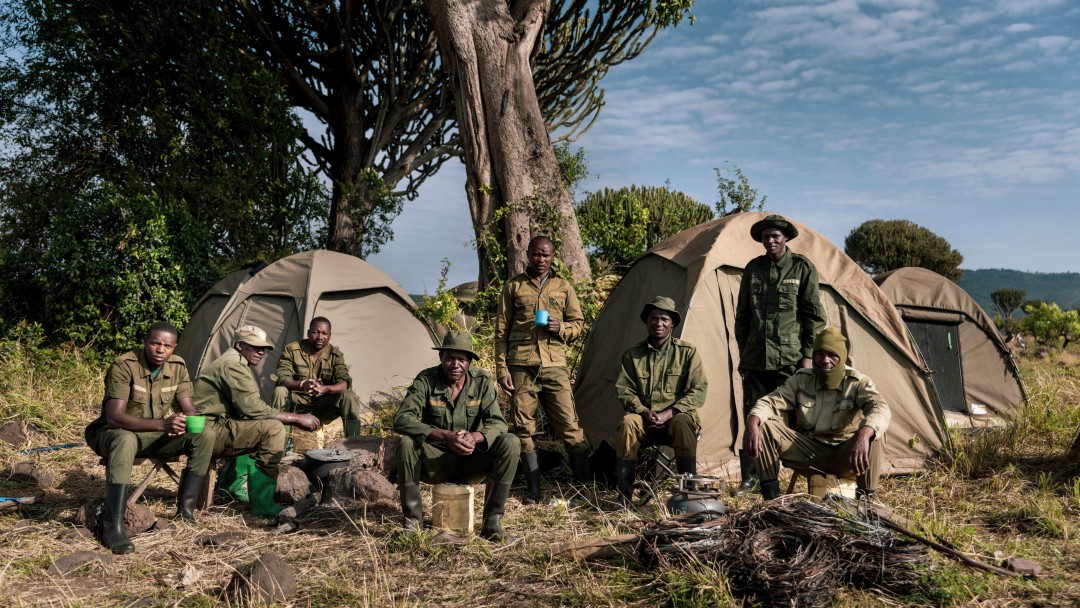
874, 267, 1025, 419
574, 212, 949, 478
176, 251, 438, 406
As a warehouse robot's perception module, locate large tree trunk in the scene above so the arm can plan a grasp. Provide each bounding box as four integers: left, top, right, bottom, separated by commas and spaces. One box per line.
425, 0, 591, 288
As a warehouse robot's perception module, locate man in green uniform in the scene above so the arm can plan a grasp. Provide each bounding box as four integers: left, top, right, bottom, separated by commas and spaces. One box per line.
273, 316, 362, 437
743, 327, 891, 501
85, 322, 214, 554
495, 235, 591, 504
613, 296, 707, 504
194, 325, 321, 518
734, 214, 826, 493
393, 330, 521, 541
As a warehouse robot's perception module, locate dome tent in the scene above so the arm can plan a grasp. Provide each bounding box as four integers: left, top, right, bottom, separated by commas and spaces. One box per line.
176, 251, 438, 407
574, 212, 950, 478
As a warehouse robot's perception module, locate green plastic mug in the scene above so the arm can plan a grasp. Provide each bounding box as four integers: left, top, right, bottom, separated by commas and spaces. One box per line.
186, 415, 206, 434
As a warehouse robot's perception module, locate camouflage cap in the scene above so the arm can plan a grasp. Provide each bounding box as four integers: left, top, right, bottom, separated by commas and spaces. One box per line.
750, 214, 799, 241
434, 330, 479, 361
235, 325, 274, 349
640, 295, 682, 327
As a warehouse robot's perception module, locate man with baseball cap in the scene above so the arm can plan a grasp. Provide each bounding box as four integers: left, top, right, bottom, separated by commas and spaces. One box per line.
194, 325, 321, 518
393, 330, 521, 541
613, 296, 707, 504
743, 326, 891, 501
734, 214, 826, 493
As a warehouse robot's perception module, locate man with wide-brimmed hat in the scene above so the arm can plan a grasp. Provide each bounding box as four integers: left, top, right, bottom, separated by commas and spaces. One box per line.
734, 214, 827, 494
743, 327, 891, 501
194, 325, 322, 518
613, 296, 708, 504
393, 330, 521, 541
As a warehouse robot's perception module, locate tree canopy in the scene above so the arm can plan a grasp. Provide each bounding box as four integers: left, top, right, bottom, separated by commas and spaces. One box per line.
991, 288, 1027, 339
844, 219, 964, 281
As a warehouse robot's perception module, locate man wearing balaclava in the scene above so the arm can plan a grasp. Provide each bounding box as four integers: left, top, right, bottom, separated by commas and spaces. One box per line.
741, 327, 891, 501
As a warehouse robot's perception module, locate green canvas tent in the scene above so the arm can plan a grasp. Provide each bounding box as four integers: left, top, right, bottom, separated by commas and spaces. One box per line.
574, 212, 949, 478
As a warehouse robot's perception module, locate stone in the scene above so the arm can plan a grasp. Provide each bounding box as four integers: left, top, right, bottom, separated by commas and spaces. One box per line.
0, 421, 48, 448
5, 460, 57, 488
320, 466, 396, 507
224, 553, 297, 603
74, 499, 155, 538
274, 465, 311, 505
324, 435, 399, 478
47, 551, 113, 576
1002, 557, 1042, 577
197, 531, 248, 547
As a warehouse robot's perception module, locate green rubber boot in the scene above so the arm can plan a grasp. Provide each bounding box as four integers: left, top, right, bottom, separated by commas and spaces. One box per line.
215, 455, 252, 504
344, 419, 361, 438
247, 466, 283, 519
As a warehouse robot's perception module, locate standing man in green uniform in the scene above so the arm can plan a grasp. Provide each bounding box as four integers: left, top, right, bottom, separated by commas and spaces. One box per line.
495, 235, 590, 505
393, 330, 521, 541
85, 322, 214, 554
273, 316, 362, 437
613, 296, 707, 504
743, 327, 891, 501
194, 325, 321, 518
734, 214, 826, 493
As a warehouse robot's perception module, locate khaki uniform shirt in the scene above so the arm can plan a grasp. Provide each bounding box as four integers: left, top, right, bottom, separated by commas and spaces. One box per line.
615, 337, 707, 427
194, 349, 279, 420
749, 367, 891, 445
734, 250, 826, 371
393, 366, 508, 449
494, 271, 584, 378
85, 350, 193, 434
273, 339, 352, 406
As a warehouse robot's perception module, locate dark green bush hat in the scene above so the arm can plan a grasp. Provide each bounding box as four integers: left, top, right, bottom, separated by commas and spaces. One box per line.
750, 214, 799, 241
640, 296, 682, 327
434, 329, 479, 360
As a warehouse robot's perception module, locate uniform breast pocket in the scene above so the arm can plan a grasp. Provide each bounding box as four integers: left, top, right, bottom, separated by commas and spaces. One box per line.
514, 295, 538, 320
832, 399, 856, 430
778, 283, 797, 310
665, 368, 684, 394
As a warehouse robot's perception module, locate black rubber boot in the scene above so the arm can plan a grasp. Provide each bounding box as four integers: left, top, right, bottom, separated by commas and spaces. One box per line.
568, 450, 592, 485
102, 483, 135, 554
480, 480, 514, 542
616, 458, 637, 505
675, 456, 697, 476
399, 482, 423, 532
737, 452, 759, 494
521, 451, 541, 505
761, 480, 781, 501
176, 472, 206, 522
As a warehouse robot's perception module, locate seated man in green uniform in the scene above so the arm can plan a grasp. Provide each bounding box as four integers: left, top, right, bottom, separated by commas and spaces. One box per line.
85, 321, 214, 554
393, 330, 521, 541
742, 327, 892, 501
194, 325, 321, 518
272, 316, 362, 437
614, 296, 708, 504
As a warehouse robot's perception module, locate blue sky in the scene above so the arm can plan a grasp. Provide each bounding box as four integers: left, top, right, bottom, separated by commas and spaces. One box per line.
370, 0, 1080, 295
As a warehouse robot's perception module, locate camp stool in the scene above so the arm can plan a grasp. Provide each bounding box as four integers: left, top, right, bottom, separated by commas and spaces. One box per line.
100, 456, 217, 510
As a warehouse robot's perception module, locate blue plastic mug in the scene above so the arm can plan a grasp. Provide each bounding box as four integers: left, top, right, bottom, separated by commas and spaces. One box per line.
534, 309, 550, 326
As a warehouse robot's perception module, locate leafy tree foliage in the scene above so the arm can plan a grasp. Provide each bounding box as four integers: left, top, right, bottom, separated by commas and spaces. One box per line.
0, 0, 325, 351
991, 288, 1027, 339
1019, 302, 1080, 349
715, 162, 767, 215
576, 185, 713, 273
844, 219, 964, 281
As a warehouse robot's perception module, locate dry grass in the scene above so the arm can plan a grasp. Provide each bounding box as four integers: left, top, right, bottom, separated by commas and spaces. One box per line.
1, 342, 1079, 606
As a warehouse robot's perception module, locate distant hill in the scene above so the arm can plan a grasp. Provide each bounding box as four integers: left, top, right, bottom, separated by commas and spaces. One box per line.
957, 269, 1080, 314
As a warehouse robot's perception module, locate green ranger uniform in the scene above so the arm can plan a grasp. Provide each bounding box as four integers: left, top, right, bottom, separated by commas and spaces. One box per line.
194, 349, 286, 478
614, 337, 707, 459
494, 271, 588, 453
272, 339, 361, 426
749, 367, 891, 491
735, 249, 827, 417
86, 351, 214, 485
393, 366, 520, 484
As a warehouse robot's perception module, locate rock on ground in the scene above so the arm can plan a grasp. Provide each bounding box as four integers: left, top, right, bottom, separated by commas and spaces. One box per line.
224, 553, 297, 603
74, 499, 155, 538
324, 435, 399, 478
320, 466, 397, 507
274, 465, 311, 505
0, 421, 49, 448
5, 460, 58, 488
47, 551, 113, 576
